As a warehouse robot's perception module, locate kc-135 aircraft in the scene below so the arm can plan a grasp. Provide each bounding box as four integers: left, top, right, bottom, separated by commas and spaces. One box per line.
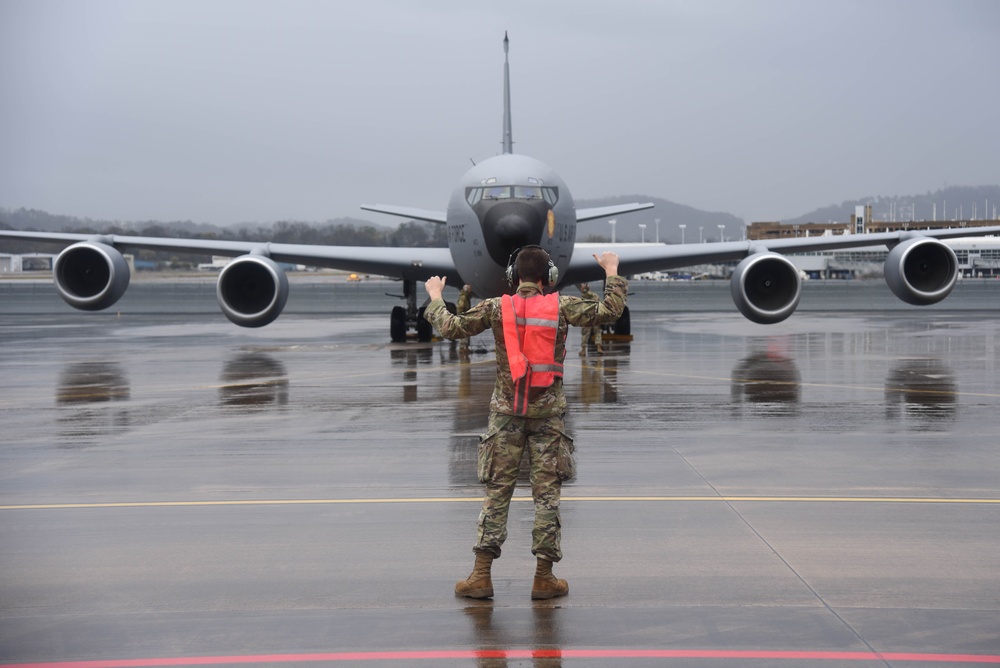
3, 33, 999, 341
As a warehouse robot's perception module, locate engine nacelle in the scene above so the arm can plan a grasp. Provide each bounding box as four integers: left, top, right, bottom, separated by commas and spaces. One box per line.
884, 236, 958, 305
730, 252, 802, 324
216, 255, 289, 327
53, 241, 131, 311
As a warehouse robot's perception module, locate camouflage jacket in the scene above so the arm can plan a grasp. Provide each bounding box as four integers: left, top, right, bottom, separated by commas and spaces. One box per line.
425, 275, 627, 417
456, 290, 471, 314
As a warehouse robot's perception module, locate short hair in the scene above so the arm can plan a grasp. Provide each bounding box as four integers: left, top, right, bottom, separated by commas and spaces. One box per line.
516, 246, 551, 284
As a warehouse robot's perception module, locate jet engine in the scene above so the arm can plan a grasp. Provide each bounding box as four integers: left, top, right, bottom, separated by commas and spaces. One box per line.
53, 241, 131, 311
884, 236, 958, 305
730, 252, 802, 324
216, 255, 289, 327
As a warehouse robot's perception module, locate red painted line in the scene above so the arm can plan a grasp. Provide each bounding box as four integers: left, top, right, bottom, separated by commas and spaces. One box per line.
5, 648, 1000, 666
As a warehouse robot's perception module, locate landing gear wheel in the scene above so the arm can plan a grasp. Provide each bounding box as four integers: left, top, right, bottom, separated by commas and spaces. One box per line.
607, 306, 630, 336
416, 306, 433, 342
390, 306, 407, 343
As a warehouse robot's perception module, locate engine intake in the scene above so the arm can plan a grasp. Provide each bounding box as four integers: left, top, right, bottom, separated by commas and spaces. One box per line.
884, 236, 958, 305
53, 241, 131, 311
216, 255, 289, 327
730, 252, 801, 324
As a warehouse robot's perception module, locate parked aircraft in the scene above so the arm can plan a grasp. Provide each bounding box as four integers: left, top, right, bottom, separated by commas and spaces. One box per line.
2, 34, 999, 341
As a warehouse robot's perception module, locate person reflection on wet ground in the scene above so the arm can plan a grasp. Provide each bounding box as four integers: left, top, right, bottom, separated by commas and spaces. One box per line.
463, 605, 564, 668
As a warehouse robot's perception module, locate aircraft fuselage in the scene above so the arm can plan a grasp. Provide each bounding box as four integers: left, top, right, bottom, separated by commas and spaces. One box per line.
445, 153, 576, 297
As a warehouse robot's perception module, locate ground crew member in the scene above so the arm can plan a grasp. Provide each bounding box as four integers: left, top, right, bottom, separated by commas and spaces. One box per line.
456, 284, 473, 354
423, 247, 626, 599
578, 283, 603, 356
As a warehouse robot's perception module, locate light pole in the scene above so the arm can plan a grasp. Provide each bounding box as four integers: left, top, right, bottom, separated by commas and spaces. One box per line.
638, 224, 646, 243
698, 226, 703, 243
654, 218, 660, 243
608, 219, 616, 243
678, 224, 686, 245
717, 224, 725, 242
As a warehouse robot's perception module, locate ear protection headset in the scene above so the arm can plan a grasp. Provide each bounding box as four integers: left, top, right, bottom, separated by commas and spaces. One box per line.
505, 245, 559, 287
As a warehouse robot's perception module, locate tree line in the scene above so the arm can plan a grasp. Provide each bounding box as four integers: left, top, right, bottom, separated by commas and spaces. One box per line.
0, 210, 447, 265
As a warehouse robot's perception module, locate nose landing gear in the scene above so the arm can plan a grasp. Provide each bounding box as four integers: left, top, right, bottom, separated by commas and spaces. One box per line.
388, 279, 451, 343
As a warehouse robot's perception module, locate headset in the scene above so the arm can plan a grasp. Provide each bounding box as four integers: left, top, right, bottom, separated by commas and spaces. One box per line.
505, 245, 559, 287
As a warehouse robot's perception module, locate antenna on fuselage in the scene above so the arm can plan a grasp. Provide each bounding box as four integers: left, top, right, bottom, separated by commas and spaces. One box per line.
502, 32, 513, 155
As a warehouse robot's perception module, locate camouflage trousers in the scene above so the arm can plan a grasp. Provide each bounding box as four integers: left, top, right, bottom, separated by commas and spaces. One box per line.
473, 412, 576, 562
581, 326, 602, 347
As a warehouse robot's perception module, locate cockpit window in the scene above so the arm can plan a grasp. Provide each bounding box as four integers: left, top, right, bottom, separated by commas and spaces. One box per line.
467, 185, 559, 205
514, 186, 542, 200
484, 186, 511, 200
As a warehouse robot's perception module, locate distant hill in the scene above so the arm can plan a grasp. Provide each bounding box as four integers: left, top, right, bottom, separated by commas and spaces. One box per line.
782, 185, 1000, 226
575, 195, 744, 244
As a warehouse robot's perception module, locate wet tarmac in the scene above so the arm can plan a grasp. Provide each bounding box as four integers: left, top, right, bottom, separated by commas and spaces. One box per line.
1, 281, 1000, 666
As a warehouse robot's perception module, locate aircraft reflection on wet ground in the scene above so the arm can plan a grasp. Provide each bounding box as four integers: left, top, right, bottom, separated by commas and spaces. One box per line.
1, 298, 999, 665
218, 352, 290, 409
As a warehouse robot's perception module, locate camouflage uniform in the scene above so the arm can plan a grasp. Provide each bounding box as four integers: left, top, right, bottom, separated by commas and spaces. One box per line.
455, 285, 473, 351
578, 284, 602, 353
424, 276, 627, 561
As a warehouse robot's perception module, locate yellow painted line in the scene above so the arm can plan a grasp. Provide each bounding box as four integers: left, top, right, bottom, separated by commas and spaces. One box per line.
2, 496, 1000, 510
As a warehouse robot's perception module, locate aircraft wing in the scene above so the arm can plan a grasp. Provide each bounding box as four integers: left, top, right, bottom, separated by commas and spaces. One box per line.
359, 205, 448, 224
0, 230, 461, 283
575, 202, 654, 222
360, 199, 657, 225
562, 225, 1000, 285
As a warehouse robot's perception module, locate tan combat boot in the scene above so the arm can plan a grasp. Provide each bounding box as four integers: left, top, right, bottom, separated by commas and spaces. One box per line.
530, 557, 568, 600
455, 551, 494, 599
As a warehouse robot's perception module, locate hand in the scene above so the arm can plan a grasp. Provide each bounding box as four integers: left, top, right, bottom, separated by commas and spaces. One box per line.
425, 276, 447, 301
593, 251, 620, 277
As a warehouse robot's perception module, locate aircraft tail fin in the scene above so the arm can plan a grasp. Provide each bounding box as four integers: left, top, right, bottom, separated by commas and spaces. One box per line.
502, 32, 513, 155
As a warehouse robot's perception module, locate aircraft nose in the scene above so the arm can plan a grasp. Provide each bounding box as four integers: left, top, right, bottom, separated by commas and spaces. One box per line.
483, 201, 544, 250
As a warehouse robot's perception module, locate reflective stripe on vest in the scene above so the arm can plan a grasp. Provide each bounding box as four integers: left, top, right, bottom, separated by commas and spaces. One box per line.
501, 292, 563, 386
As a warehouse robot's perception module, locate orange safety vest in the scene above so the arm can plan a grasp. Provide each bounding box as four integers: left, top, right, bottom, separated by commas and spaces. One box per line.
501, 292, 563, 415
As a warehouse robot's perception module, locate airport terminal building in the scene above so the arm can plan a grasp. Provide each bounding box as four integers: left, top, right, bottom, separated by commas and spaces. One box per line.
749, 206, 1000, 279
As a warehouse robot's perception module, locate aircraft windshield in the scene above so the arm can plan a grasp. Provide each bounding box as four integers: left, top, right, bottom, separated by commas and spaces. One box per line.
467, 185, 558, 206
484, 186, 512, 200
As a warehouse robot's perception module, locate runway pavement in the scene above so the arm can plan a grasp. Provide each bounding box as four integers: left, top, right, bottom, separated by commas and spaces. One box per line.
1, 299, 999, 667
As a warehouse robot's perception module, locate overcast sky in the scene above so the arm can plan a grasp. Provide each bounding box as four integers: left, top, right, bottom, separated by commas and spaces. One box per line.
1, 0, 997, 227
